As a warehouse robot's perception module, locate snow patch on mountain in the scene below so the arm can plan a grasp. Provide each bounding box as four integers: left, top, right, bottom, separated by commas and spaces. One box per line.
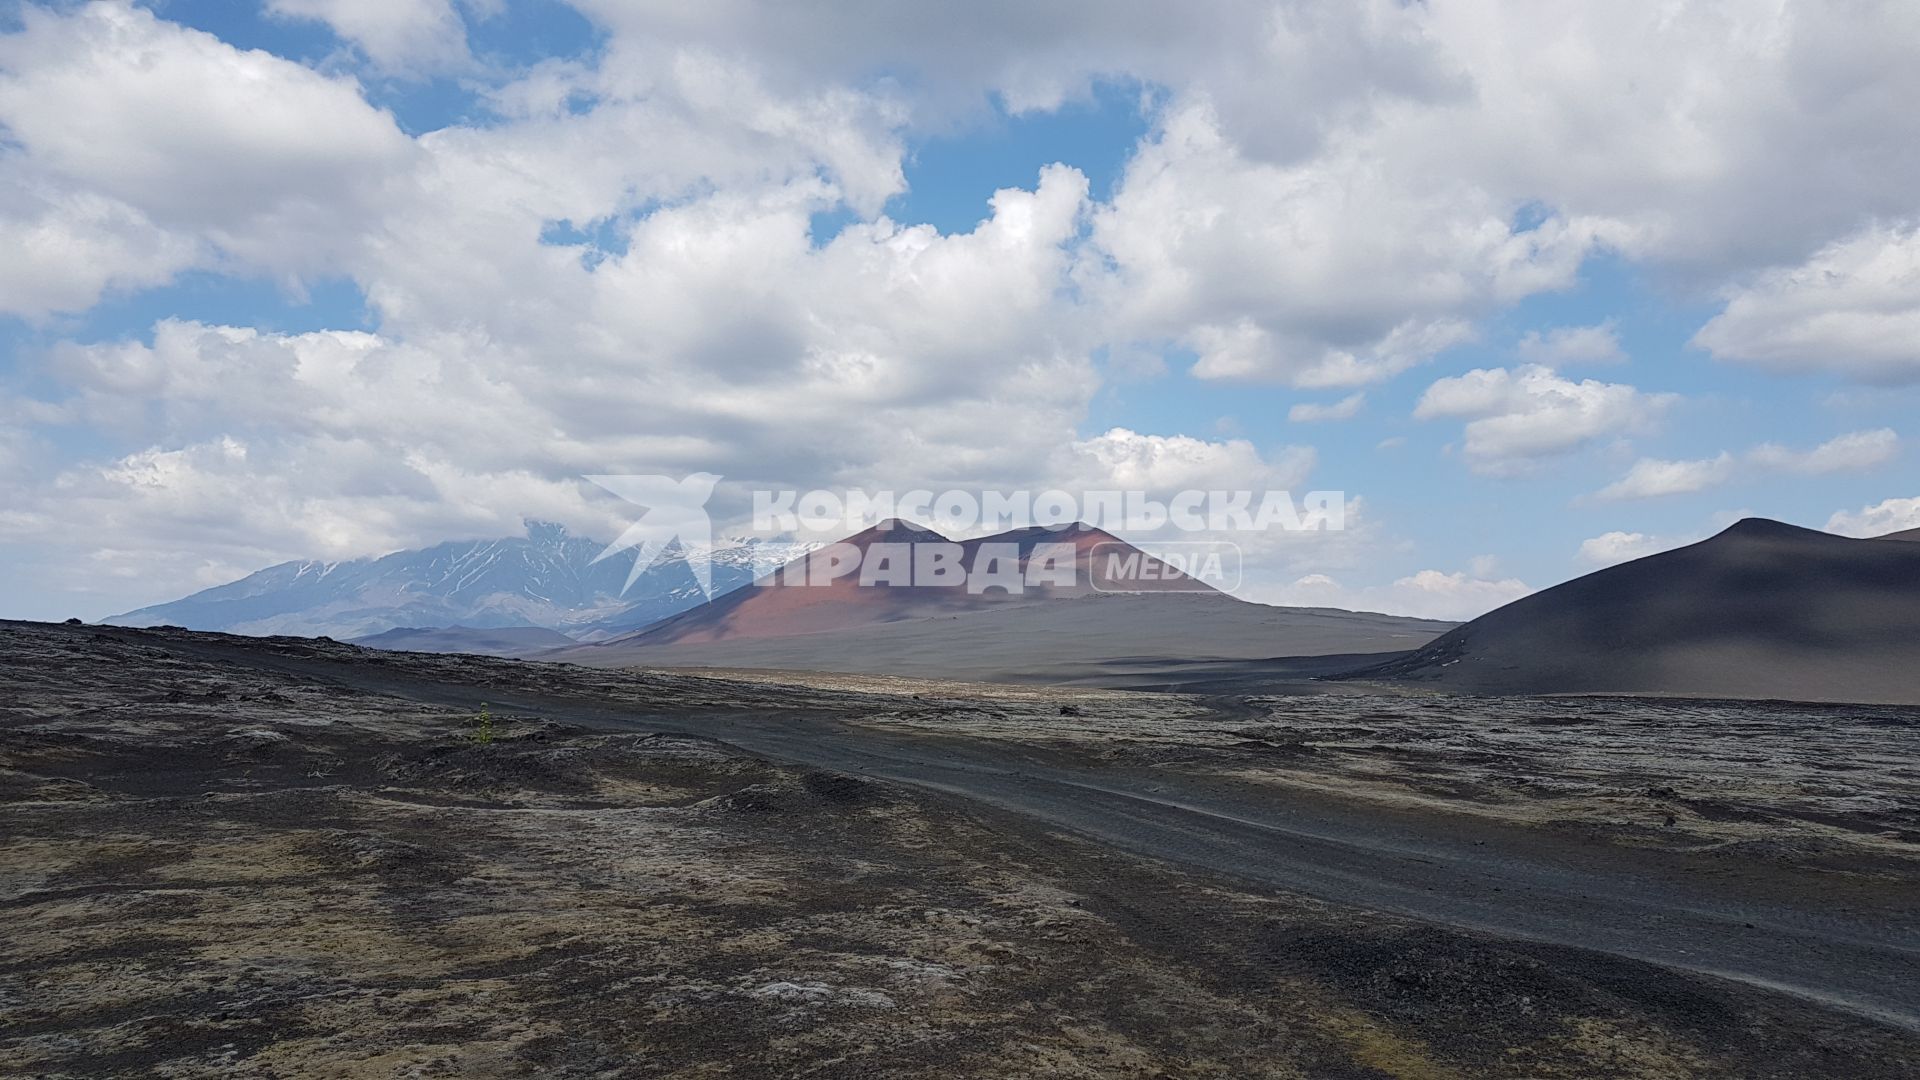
108, 522, 818, 640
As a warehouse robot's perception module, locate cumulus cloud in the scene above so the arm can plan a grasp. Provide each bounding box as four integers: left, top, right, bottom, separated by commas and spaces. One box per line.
268, 0, 478, 75
1085, 100, 1594, 388
0, 182, 200, 317
566, 0, 1920, 393
6, 159, 1107, 602
1593, 454, 1735, 501
576, 0, 1920, 387
1592, 429, 1900, 500
1414, 365, 1674, 473
8, 0, 1920, 613
563, 0, 1461, 126
571, 0, 1920, 275
1288, 393, 1365, 423
1577, 530, 1675, 566
1748, 428, 1901, 475
1517, 322, 1625, 366
0, 2, 417, 317
0, 2, 915, 325
1694, 225, 1920, 383
1060, 427, 1315, 494
1827, 497, 1920, 538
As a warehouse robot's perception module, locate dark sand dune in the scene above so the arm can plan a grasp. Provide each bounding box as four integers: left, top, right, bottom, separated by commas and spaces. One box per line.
610, 519, 1217, 648
552, 591, 1451, 689
1884, 526, 1920, 542
1341, 518, 1920, 704
351, 624, 576, 657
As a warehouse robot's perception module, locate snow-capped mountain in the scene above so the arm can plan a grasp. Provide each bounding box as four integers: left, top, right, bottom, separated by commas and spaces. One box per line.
107, 522, 817, 641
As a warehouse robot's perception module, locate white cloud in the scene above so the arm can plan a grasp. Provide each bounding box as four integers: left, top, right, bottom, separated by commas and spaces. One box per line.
0, 182, 200, 317
1085, 99, 1595, 388
559, 0, 1920, 388
9, 0, 1920, 612
0, 3, 416, 317
1517, 322, 1624, 366
547, 0, 1920, 401
563, 0, 1460, 126
7, 160, 1109, 601
1179, 316, 1478, 389
0, 2, 916, 326
268, 0, 477, 75
1268, 567, 1531, 622
1594, 453, 1735, 501
1288, 393, 1365, 423
1748, 428, 1900, 475
1694, 225, 1920, 383
1414, 365, 1674, 473
1590, 429, 1897, 500
1417, 4, 1920, 275
569, 1, 1920, 275
1060, 428, 1315, 494
1577, 530, 1674, 566
1826, 497, 1920, 538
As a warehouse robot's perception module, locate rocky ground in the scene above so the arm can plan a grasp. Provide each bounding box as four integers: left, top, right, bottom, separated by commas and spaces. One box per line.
820, 677, 1920, 880
3, 621, 1918, 1078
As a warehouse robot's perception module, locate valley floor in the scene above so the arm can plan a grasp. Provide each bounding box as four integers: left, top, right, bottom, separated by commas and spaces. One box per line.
3, 621, 1917, 1078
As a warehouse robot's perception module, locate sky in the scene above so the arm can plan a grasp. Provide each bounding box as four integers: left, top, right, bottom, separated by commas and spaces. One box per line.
2, 0, 1918, 623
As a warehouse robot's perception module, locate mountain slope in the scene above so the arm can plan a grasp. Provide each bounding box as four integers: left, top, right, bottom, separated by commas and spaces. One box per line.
557, 591, 1452, 688
554, 520, 1452, 685
605, 519, 1215, 647
108, 522, 814, 640
1338, 518, 1920, 704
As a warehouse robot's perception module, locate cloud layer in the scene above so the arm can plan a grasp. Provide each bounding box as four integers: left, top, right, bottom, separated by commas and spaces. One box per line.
4, 0, 1920, 620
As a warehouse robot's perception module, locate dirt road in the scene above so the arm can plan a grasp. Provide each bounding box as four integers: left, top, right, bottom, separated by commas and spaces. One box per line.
126, 623, 1920, 1032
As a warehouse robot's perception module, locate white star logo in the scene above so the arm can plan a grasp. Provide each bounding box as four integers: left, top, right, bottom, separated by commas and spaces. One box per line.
584, 473, 724, 596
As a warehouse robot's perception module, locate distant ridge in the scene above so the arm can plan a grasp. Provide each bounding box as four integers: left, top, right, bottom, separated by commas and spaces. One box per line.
1338, 517, 1920, 705
350, 624, 576, 658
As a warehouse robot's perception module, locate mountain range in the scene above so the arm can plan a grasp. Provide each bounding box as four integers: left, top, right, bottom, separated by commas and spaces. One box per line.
107, 512, 1920, 705
106, 522, 817, 641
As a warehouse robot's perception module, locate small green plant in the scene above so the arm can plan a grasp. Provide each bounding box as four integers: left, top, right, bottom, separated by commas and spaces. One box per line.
472, 703, 496, 746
